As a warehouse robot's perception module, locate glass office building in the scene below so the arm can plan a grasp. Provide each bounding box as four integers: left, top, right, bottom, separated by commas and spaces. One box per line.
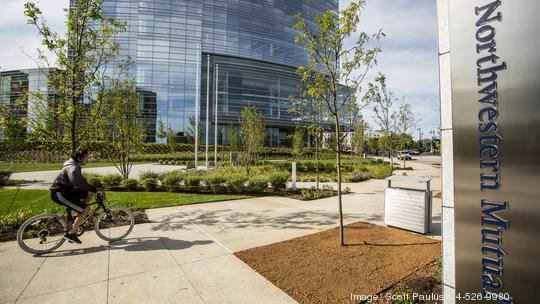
0, 68, 57, 141
101, 0, 338, 145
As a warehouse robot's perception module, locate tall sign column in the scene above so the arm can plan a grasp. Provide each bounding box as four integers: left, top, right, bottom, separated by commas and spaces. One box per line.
448, 0, 540, 302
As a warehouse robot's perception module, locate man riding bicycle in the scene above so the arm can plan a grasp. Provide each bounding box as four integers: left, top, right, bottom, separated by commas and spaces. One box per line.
50, 150, 102, 244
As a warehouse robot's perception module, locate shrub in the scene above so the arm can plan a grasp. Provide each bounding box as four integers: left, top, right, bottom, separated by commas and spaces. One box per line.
83, 172, 103, 189
142, 177, 159, 192
101, 174, 123, 189
304, 161, 316, 171
266, 161, 291, 171
268, 171, 288, 191
161, 171, 185, 191
300, 185, 335, 200
369, 165, 393, 179
227, 173, 248, 193
300, 188, 315, 200
122, 178, 138, 190
0, 209, 33, 230
248, 176, 269, 193
356, 166, 369, 173
205, 174, 227, 192
0, 169, 13, 186
323, 162, 336, 172
297, 162, 308, 172
139, 170, 160, 181
376, 158, 383, 164
184, 174, 201, 188
347, 173, 370, 183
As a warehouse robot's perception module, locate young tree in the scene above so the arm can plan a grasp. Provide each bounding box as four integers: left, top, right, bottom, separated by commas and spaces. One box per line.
24, 0, 126, 155
397, 101, 415, 136
0, 96, 27, 141
372, 74, 398, 168
351, 120, 366, 163
101, 78, 146, 179
289, 94, 326, 189
291, 127, 305, 160
227, 124, 241, 151
396, 101, 416, 167
166, 125, 176, 150
294, 1, 383, 245
181, 115, 197, 144
239, 106, 265, 177
227, 124, 241, 166
156, 117, 167, 143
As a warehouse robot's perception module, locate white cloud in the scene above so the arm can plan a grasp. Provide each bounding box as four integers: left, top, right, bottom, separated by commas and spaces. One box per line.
0, 0, 68, 70
340, 0, 441, 138
0, 0, 440, 138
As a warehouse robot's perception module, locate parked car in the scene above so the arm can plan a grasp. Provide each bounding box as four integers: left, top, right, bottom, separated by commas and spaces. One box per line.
397, 150, 412, 160
409, 149, 420, 156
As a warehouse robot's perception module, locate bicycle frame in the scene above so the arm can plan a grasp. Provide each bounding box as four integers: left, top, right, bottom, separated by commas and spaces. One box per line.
57, 193, 109, 232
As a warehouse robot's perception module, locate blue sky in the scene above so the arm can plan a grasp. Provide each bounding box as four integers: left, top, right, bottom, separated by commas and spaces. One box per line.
339, 0, 440, 139
0, 0, 440, 138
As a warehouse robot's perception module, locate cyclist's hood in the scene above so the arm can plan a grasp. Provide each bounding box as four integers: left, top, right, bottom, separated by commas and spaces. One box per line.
63, 158, 79, 168
51, 158, 96, 193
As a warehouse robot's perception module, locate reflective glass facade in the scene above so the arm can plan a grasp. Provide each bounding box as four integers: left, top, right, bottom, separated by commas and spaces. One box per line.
0, 68, 56, 140
102, 0, 337, 145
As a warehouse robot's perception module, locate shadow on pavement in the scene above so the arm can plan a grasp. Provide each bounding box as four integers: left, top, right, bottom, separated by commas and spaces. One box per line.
151, 209, 384, 232
40, 237, 213, 257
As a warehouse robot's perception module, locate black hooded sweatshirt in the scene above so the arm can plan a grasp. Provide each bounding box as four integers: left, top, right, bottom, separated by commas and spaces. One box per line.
50, 158, 97, 193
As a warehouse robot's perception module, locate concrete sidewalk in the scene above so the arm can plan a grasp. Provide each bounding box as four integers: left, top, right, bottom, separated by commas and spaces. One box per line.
10, 164, 189, 190
0, 221, 297, 304
1, 158, 442, 304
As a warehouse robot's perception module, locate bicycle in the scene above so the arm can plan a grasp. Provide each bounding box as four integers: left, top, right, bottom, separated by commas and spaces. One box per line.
16, 192, 134, 255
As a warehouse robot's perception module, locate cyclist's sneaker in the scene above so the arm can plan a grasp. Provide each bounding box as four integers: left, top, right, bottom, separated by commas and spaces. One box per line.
63, 233, 82, 244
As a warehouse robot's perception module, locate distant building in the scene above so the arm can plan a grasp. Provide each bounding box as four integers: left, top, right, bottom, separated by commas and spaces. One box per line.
0, 68, 59, 141
98, 0, 338, 146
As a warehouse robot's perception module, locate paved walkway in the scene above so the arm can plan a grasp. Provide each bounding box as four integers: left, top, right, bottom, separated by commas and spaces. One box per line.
1, 158, 441, 304
10, 164, 191, 190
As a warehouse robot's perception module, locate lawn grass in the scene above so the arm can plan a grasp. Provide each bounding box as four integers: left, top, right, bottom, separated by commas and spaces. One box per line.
0, 161, 151, 173
0, 189, 251, 215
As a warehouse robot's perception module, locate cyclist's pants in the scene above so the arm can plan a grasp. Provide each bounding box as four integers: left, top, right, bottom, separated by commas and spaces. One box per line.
50, 190, 88, 213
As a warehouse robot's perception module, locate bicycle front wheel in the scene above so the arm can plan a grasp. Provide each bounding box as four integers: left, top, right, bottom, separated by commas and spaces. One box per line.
17, 213, 68, 255
94, 207, 134, 242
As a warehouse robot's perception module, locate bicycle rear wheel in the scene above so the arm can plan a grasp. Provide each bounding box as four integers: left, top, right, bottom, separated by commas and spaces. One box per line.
94, 207, 134, 242
17, 213, 68, 255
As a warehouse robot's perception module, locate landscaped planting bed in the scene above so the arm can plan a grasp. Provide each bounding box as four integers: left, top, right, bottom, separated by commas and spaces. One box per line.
0, 189, 251, 242
235, 221, 441, 304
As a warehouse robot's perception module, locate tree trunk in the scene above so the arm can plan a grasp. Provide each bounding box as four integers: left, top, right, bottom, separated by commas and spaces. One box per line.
316, 131, 320, 190
334, 117, 344, 246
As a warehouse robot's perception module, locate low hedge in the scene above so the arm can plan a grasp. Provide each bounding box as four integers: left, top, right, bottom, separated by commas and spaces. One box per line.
101, 174, 123, 190
0, 169, 13, 186
248, 176, 269, 193
122, 178, 139, 190
268, 171, 288, 191
142, 177, 159, 192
